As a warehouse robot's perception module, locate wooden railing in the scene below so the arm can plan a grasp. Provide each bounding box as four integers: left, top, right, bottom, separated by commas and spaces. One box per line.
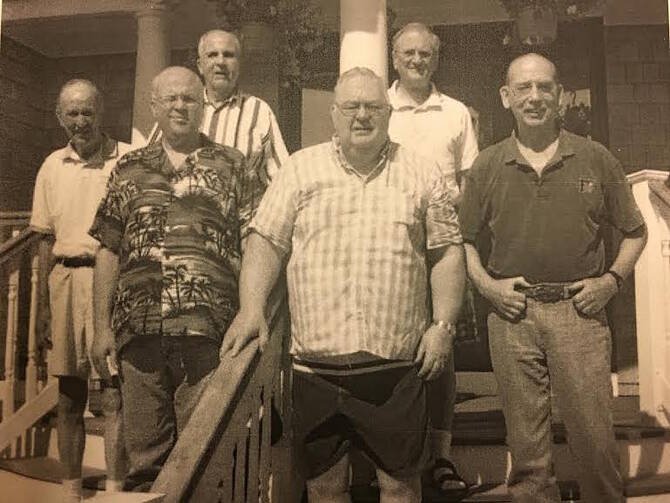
0, 228, 55, 458
0, 211, 31, 244
152, 285, 294, 502
629, 170, 670, 427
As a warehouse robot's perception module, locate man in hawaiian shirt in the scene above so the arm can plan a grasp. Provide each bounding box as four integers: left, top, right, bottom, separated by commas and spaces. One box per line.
90, 66, 259, 490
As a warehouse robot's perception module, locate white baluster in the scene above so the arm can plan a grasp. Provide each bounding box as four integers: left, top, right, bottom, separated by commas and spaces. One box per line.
3, 263, 19, 455
26, 250, 40, 403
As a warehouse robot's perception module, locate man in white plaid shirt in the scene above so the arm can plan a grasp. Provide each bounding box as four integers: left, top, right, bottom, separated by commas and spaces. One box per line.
222, 67, 466, 502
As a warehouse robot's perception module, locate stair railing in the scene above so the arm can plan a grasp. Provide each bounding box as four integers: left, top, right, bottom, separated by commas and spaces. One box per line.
152, 283, 295, 502
0, 228, 55, 458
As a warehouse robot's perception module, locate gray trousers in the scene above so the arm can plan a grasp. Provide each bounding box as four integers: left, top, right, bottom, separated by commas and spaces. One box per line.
119, 335, 219, 491
488, 299, 624, 503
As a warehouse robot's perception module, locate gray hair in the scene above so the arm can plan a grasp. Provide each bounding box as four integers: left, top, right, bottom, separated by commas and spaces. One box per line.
197, 29, 242, 58
56, 79, 103, 114
334, 67, 389, 104
392, 22, 440, 55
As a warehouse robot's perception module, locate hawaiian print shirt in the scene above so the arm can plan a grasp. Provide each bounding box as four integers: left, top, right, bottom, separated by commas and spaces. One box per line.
90, 135, 263, 350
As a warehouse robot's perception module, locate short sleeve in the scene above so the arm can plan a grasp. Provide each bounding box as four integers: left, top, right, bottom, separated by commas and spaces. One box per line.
457, 106, 479, 173
601, 152, 645, 233
426, 165, 463, 249
264, 106, 290, 181
458, 154, 487, 244
29, 162, 54, 234
249, 158, 299, 253
88, 163, 135, 254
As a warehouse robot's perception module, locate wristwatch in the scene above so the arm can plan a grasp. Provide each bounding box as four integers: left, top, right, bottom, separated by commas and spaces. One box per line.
432, 319, 457, 338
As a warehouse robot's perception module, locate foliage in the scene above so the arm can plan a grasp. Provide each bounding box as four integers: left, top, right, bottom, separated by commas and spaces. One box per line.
498, 0, 602, 17
205, 0, 326, 86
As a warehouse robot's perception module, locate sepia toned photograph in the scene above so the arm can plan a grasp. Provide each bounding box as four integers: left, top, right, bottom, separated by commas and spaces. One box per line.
0, 1, 669, 501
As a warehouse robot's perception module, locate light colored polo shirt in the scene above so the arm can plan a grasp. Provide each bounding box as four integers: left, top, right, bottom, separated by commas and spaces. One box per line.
30, 135, 133, 257
388, 81, 478, 192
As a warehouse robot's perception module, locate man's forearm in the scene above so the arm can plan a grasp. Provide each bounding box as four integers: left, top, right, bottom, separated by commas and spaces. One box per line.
93, 247, 119, 333
609, 226, 647, 279
239, 232, 284, 314
463, 242, 495, 298
429, 244, 466, 322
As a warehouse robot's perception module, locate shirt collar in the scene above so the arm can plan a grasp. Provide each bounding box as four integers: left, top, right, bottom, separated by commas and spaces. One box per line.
502, 129, 576, 169
330, 135, 392, 181
203, 88, 243, 110
388, 80, 442, 112
60, 133, 118, 168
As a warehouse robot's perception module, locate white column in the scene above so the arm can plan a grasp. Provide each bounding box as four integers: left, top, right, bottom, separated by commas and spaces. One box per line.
629, 169, 670, 427
131, 1, 173, 145
339, 0, 388, 85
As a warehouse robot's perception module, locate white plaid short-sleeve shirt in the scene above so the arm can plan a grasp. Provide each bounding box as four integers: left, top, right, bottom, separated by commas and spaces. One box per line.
251, 140, 463, 361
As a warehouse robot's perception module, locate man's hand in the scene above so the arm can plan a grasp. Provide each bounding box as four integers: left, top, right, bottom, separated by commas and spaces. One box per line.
91, 325, 116, 381
568, 274, 618, 317
220, 308, 268, 358
483, 276, 531, 320
414, 324, 454, 381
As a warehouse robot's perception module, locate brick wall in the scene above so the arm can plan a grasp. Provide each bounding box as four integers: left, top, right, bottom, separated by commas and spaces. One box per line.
0, 37, 52, 212
606, 24, 670, 173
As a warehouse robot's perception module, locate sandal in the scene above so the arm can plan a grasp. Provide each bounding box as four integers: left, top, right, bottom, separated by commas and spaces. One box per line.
428, 457, 469, 501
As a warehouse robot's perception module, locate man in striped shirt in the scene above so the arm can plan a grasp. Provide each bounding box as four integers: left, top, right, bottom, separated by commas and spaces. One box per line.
222, 67, 466, 502
147, 29, 289, 184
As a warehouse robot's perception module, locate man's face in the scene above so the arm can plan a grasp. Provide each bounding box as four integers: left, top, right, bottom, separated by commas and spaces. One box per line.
197, 32, 241, 98
500, 56, 563, 130
331, 74, 390, 154
151, 73, 203, 141
57, 86, 102, 154
392, 30, 437, 87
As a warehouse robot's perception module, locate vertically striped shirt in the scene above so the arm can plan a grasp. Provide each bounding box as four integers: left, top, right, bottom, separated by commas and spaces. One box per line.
251, 140, 463, 361
147, 89, 289, 182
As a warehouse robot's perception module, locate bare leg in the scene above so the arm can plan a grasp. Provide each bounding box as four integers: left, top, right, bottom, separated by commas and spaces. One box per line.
376, 467, 421, 503
306, 453, 351, 503
57, 376, 87, 502
102, 383, 126, 489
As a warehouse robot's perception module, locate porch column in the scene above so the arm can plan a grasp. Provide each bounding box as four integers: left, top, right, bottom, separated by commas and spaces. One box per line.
339, 0, 388, 85
131, 0, 173, 145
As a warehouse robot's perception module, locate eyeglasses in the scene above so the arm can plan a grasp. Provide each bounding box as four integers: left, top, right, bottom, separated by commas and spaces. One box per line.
155, 94, 202, 107
335, 101, 389, 117
509, 82, 557, 99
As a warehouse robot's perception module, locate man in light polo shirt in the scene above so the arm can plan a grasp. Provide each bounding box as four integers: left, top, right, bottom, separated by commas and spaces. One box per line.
30, 79, 131, 503
388, 22, 478, 497
222, 67, 466, 502
459, 53, 647, 502
146, 29, 289, 186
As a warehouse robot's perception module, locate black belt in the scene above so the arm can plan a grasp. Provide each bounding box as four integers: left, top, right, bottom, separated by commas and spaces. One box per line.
515, 282, 575, 303
55, 256, 96, 268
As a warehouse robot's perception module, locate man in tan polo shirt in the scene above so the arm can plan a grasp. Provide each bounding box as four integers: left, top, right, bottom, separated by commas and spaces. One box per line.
30, 79, 131, 502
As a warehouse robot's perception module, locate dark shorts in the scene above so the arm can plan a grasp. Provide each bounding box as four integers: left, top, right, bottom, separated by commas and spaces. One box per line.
292, 363, 430, 480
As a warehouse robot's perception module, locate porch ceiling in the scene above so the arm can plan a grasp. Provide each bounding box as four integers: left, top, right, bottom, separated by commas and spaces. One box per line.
1, 0, 221, 58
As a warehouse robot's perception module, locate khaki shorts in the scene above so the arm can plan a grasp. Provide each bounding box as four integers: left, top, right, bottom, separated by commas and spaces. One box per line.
48, 264, 98, 379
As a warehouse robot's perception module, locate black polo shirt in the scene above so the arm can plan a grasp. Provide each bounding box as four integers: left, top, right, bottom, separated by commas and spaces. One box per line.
459, 130, 645, 283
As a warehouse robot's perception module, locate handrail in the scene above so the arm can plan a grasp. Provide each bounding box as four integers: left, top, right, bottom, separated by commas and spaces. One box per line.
0, 227, 52, 458
152, 284, 291, 502
0, 228, 42, 267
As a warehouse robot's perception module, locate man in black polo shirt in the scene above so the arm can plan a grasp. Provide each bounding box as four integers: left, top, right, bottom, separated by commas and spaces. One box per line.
459, 53, 647, 503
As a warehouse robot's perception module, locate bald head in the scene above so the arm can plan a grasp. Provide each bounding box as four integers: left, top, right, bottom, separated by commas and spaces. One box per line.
506, 53, 559, 86
151, 66, 204, 149
151, 66, 203, 100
